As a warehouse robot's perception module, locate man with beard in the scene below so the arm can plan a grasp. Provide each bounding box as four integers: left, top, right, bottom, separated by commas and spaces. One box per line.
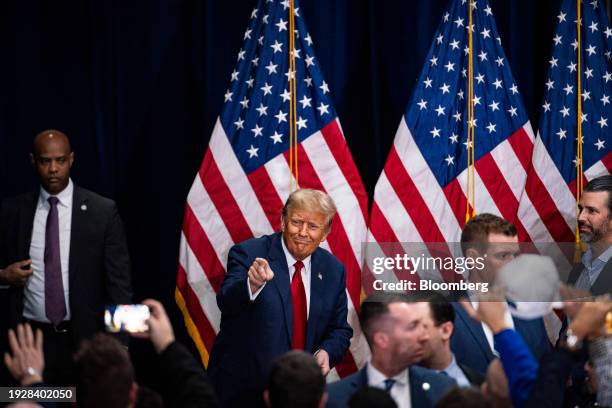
569, 175, 612, 295
326, 292, 456, 408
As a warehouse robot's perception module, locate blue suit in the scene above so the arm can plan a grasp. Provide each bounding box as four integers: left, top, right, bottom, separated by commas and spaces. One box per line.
208, 232, 352, 407
326, 365, 457, 408
451, 303, 550, 374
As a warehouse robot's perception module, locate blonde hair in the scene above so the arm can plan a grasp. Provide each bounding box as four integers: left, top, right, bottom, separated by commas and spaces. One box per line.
281, 189, 337, 230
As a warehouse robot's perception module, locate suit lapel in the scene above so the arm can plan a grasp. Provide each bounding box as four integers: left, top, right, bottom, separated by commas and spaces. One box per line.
305, 249, 323, 351
355, 367, 369, 389
454, 304, 495, 360
269, 233, 292, 345
408, 367, 428, 407
567, 263, 583, 285
591, 259, 612, 296
69, 187, 87, 292
18, 192, 38, 258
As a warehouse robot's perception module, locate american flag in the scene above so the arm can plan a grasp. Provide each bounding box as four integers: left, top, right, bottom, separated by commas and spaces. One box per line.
175, 0, 369, 378
366, 0, 535, 285
519, 0, 612, 247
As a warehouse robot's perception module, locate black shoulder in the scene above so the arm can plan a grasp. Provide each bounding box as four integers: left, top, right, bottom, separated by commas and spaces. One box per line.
74, 186, 117, 211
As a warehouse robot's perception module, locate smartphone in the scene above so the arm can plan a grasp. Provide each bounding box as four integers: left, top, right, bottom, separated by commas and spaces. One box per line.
104, 304, 150, 333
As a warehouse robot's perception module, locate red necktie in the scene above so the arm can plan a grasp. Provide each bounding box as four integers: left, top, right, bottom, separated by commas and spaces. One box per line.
291, 260, 307, 350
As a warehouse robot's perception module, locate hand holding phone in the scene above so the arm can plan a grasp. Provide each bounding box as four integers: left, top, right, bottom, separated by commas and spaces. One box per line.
104, 304, 150, 333
133, 299, 176, 354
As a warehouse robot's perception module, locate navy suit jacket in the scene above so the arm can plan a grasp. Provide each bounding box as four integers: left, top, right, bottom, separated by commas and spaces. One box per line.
208, 232, 352, 406
451, 303, 550, 374
326, 365, 457, 408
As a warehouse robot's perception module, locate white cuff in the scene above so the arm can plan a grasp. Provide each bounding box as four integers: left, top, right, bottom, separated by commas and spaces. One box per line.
247, 280, 266, 300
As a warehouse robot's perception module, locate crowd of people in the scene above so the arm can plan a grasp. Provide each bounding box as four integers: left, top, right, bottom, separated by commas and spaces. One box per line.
0, 130, 610, 407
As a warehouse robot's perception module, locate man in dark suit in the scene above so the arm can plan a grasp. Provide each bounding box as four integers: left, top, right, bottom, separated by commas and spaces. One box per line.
208, 188, 352, 407
326, 292, 456, 408
418, 291, 484, 387
451, 213, 550, 374
567, 175, 612, 296
0, 130, 132, 385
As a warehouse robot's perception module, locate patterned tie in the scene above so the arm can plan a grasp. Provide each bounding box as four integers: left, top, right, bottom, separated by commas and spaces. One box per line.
291, 260, 307, 350
384, 378, 396, 393
45, 197, 66, 325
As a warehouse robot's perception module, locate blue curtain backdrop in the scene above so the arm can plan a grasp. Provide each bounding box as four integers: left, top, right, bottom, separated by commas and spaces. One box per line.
0, 0, 600, 386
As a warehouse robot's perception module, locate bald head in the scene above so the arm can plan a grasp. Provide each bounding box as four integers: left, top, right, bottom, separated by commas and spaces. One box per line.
33, 130, 71, 156
31, 129, 74, 195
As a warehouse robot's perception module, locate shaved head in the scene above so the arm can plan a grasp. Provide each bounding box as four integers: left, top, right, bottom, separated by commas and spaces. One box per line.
32, 130, 71, 156
31, 129, 74, 194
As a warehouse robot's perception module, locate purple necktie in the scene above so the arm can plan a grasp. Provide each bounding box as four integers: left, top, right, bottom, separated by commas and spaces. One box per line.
45, 196, 66, 325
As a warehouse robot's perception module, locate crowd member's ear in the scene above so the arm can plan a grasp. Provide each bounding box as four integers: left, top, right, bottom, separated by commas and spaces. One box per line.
440, 321, 454, 341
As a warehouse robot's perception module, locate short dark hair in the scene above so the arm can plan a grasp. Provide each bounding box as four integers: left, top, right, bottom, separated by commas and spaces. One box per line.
584, 175, 612, 214
359, 292, 425, 347
74, 334, 134, 408
348, 386, 397, 408
460, 213, 517, 254
267, 351, 325, 408
434, 387, 493, 408
422, 291, 455, 326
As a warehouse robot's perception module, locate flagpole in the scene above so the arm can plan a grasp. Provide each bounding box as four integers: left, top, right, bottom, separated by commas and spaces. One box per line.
289, 0, 299, 192
575, 0, 584, 247
466, 0, 476, 223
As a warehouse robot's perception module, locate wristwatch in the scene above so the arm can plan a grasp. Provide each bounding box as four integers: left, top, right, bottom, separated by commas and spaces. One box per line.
21, 366, 41, 381
564, 328, 583, 351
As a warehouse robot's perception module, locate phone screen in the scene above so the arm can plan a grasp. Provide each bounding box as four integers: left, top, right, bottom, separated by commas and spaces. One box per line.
104, 304, 150, 333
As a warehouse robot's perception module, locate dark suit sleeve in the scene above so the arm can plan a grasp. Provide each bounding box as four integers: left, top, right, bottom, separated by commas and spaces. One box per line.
523, 348, 581, 408
216, 244, 252, 316
158, 341, 218, 408
103, 204, 132, 304
318, 265, 352, 368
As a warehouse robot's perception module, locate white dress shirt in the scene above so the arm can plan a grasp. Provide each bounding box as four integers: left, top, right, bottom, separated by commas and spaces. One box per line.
441, 354, 471, 387
367, 362, 411, 408
24, 180, 73, 322
248, 236, 312, 316
468, 295, 515, 357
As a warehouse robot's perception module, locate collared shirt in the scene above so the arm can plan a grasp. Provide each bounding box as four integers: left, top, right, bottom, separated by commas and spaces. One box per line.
24, 180, 73, 322
248, 236, 312, 316
367, 362, 411, 408
468, 290, 515, 357
441, 354, 470, 387
575, 245, 612, 290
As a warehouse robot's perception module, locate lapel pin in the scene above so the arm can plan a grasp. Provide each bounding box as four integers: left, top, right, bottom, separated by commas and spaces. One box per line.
318, 273, 322, 280
81, 204, 87, 211
422, 382, 430, 391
